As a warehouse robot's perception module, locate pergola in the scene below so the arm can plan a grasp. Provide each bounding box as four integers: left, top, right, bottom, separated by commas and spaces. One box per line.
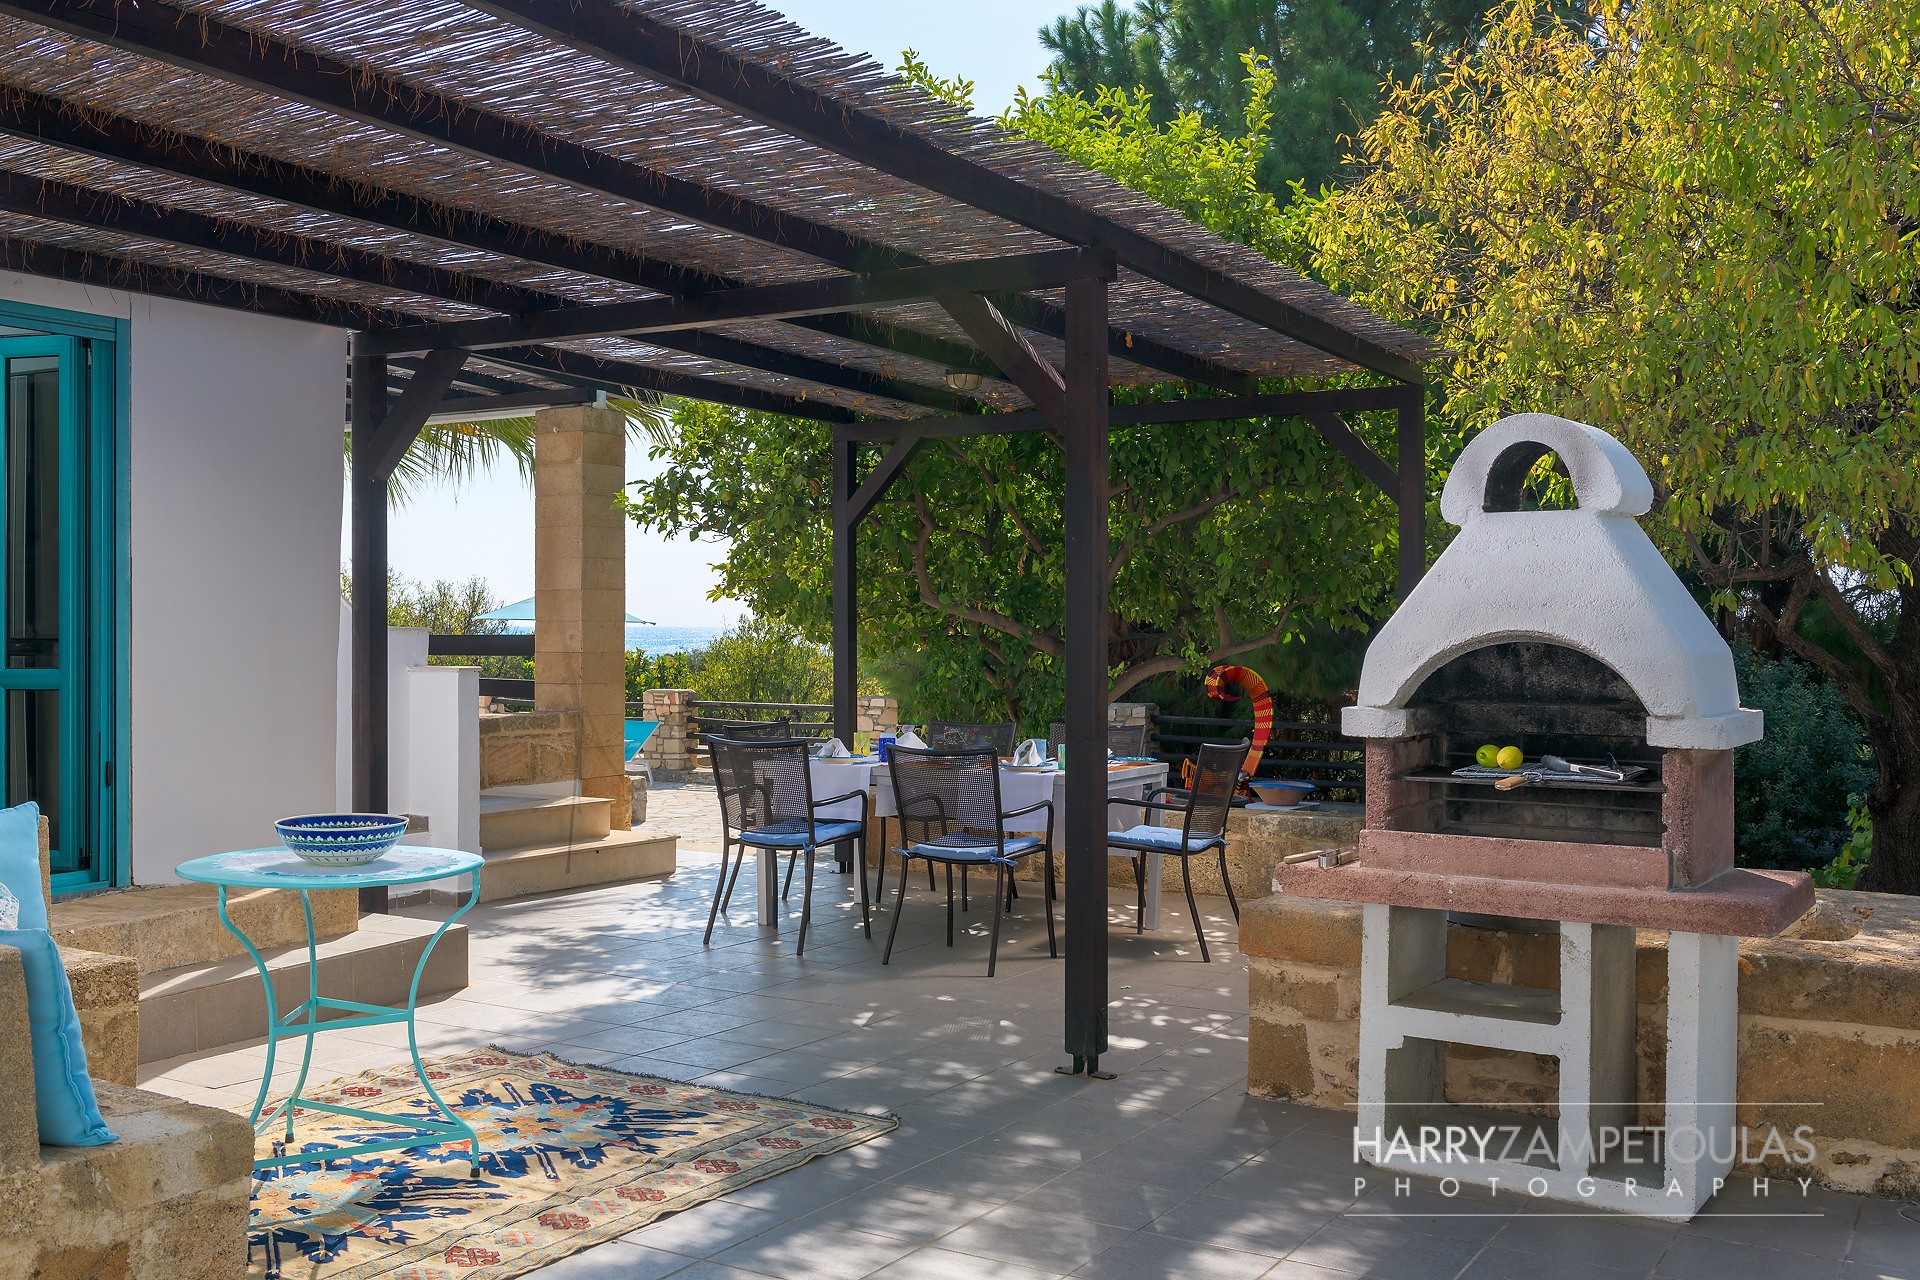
0, 0, 1433, 1074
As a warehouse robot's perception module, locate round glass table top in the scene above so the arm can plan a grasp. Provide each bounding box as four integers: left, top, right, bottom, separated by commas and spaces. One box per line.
173, 845, 482, 890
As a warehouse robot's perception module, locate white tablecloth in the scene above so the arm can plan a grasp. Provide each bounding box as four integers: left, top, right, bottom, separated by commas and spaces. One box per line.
869, 761, 1167, 834
809, 756, 880, 821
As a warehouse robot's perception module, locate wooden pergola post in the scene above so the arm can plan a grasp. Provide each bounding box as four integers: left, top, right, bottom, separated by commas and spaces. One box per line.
348, 343, 470, 912
1059, 274, 1112, 1076
348, 345, 389, 914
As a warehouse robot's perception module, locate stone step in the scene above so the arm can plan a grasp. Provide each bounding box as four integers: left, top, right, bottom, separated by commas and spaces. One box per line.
136, 912, 469, 1063
51, 882, 360, 976
471, 830, 677, 904
479, 792, 612, 853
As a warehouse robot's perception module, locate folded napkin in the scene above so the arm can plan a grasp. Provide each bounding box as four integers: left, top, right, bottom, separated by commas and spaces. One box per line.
812, 737, 851, 758
895, 728, 927, 749
1010, 738, 1048, 766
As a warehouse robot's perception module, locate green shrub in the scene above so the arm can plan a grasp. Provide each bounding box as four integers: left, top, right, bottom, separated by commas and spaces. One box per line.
1733, 649, 1874, 871
1810, 797, 1873, 890
626, 648, 704, 704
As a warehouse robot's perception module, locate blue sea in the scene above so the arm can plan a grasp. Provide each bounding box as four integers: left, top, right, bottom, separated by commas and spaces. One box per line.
497, 623, 725, 654
625, 624, 725, 655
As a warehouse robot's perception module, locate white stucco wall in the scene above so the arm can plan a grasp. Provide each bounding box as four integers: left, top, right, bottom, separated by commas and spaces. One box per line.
1, 275, 346, 885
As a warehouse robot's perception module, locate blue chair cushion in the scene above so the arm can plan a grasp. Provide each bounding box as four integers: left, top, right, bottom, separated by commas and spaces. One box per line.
0, 927, 116, 1146
741, 819, 864, 848
0, 801, 46, 932
902, 834, 1043, 862
1106, 824, 1223, 854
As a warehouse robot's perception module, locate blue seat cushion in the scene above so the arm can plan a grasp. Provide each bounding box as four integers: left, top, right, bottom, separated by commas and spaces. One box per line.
1105, 824, 1223, 854
0, 801, 46, 932
741, 819, 863, 848
901, 834, 1043, 862
1, 927, 116, 1147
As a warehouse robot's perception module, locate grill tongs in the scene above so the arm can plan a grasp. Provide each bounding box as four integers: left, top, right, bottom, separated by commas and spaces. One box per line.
1493, 754, 1631, 791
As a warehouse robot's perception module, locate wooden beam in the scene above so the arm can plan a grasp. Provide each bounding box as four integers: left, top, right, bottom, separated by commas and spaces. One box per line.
846, 437, 924, 524
368, 348, 469, 479
1397, 398, 1428, 599
0, 167, 978, 414
469, 0, 1427, 385
423, 387, 600, 418
1305, 412, 1398, 495
358, 248, 1115, 355
0, 85, 1000, 387
936, 293, 1066, 426
0, 3, 1256, 392
838, 383, 1423, 442
482, 345, 863, 425
0, 231, 864, 424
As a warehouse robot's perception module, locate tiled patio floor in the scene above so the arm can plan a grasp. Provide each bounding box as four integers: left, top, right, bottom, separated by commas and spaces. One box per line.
140, 795, 1915, 1280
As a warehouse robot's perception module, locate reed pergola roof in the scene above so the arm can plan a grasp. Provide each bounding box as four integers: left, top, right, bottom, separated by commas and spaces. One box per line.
0, 0, 1433, 421
0, 0, 1439, 1080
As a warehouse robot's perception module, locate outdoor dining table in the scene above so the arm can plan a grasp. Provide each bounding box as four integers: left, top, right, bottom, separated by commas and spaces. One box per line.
172, 846, 484, 1181
750, 756, 1174, 931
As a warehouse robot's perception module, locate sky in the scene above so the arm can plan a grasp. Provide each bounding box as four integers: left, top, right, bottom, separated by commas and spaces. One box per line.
378, 3, 1061, 627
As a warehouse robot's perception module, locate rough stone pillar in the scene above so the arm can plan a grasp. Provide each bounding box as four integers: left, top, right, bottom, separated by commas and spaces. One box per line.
856, 695, 898, 737
534, 404, 630, 829
641, 688, 697, 774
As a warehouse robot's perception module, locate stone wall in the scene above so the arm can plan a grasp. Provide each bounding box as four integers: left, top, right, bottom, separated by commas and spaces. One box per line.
642, 688, 696, 775
863, 800, 1362, 905
478, 710, 579, 790
1242, 888, 1920, 1199
857, 695, 898, 737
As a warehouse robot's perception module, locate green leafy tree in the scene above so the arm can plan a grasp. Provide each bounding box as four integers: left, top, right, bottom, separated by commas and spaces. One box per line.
1040, 0, 1493, 195
625, 58, 1411, 726
1732, 650, 1876, 871
385, 576, 531, 682
696, 614, 837, 707
1312, 0, 1920, 890
626, 648, 704, 703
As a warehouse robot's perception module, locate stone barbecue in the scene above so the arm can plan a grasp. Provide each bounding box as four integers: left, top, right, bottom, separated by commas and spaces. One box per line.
1276, 413, 1813, 1215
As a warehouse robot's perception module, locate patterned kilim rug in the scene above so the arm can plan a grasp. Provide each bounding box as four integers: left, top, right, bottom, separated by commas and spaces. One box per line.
247, 1047, 895, 1279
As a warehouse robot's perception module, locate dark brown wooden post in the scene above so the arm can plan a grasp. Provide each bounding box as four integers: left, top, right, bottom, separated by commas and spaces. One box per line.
830, 432, 860, 874
831, 432, 859, 744
1060, 273, 1112, 1076
348, 344, 390, 913
1397, 393, 1426, 600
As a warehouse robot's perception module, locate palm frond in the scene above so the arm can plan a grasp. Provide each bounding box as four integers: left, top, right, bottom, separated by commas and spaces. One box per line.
341, 392, 675, 506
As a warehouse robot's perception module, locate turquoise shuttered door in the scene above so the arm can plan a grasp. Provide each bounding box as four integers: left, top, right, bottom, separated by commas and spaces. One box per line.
0, 335, 94, 880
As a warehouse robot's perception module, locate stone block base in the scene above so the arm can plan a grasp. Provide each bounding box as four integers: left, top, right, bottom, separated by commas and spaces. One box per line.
0, 1083, 253, 1280
1244, 887, 1920, 1200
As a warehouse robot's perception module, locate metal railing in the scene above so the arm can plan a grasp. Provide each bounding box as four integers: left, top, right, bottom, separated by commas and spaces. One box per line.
1155, 713, 1364, 794
427, 633, 534, 700
689, 699, 833, 759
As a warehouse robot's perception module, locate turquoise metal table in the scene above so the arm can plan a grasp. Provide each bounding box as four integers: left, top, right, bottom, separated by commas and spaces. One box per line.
173, 846, 484, 1178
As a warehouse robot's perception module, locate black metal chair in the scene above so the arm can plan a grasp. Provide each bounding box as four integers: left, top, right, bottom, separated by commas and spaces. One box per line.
924, 720, 1017, 756
882, 746, 1055, 976
706, 736, 869, 956
1049, 721, 1151, 758
1104, 739, 1245, 961
700, 717, 813, 901
701, 716, 792, 742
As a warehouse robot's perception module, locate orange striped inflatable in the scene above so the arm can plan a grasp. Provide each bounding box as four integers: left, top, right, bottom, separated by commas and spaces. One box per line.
1205, 664, 1273, 782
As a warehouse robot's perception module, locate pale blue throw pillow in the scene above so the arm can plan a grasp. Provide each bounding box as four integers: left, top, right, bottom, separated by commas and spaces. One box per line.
1, 926, 116, 1146
0, 801, 46, 932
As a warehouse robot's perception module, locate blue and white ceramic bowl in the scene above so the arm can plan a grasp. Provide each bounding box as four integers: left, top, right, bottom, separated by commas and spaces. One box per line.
275, 814, 407, 866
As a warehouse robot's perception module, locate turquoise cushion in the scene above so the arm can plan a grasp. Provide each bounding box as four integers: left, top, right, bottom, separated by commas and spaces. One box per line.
0, 927, 116, 1146
0, 801, 45, 932
1106, 823, 1222, 853
741, 819, 864, 848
